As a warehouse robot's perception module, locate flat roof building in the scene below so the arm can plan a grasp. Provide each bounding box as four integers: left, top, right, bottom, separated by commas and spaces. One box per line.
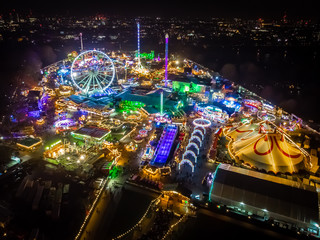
16, 137, 42, 151
71, 126, 111, 142
210, 163, 319, 233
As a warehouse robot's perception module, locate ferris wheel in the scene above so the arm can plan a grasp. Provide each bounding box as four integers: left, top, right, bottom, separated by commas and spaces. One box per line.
70, 50, 115, 95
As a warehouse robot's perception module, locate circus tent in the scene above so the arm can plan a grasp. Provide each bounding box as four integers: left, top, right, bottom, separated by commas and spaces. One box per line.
225, 121, 311, 174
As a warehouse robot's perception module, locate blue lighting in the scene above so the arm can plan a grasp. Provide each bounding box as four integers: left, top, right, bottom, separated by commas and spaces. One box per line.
28, 110, 40, 118
208, 163, 221, 202
221, 100, 241, 112
150, 124, 178, 167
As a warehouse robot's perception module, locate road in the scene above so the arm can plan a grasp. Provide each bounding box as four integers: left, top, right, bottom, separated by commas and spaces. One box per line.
78, 184, 114, 240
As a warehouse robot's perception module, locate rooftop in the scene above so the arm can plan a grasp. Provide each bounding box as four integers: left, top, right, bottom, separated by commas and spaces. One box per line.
17, 137, 42, 148
73, 126, 110, 139
211, 163, 319, 223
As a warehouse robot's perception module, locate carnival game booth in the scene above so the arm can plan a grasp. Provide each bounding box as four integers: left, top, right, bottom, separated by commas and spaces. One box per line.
225, 121, 311, 174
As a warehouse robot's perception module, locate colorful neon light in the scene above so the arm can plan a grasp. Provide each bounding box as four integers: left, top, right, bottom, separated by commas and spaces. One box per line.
165, 33, 169, 86
160, 89, 164, 116
138, 51, 155, 60
137, 22, 140, 65
192, 129, 204, 141
189, 135, 202, 147
243, 99, 261, 109
195, 125, 206, 135
186, 142, 200, 154
192, 118, 211, 128
183, 150, 197, 163
221, 100, 241, 112
54, 118, 76, 129
150, 124, 178, 167
208, 163, 221, 202
178, 159, 194, 172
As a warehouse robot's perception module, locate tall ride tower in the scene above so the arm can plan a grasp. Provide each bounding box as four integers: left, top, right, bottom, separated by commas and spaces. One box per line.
165, 33, 169, 86
160, 89, 164, 116
79, 33, 84, 52
137, 22, 141, 66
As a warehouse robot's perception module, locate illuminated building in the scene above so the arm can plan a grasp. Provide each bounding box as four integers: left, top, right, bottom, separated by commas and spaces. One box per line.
118, 89, 176, 115
138, 51, 155, 60
71, 126, 111, 142
43, 139, 64, 159
210, 163, 319, 233
172, 80, 205, 93
225, 121, 311, 174
17, 137, 42, 151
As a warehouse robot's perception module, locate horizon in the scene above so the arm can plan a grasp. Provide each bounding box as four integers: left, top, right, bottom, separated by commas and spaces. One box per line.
1, 0, 319, 21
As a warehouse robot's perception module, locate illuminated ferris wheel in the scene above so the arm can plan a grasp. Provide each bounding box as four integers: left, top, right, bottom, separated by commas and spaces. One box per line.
70, 50, 115, 95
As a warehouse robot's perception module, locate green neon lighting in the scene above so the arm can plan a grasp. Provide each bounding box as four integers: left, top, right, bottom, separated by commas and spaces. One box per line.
136, 50, 155, 60
172, 81, 203, 93
241, 118, 250, 124
160, 91, 163, 116
118, 100, 145, 113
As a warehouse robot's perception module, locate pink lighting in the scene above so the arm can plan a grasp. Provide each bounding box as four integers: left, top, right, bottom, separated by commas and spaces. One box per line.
165, 33, 169, 86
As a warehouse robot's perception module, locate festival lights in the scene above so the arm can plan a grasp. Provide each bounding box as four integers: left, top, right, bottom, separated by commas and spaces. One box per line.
165, 33, 169, 86
192, 118, 211, 128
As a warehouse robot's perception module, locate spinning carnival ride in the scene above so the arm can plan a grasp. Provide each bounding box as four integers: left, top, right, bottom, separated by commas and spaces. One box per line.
71, 50, 115, 96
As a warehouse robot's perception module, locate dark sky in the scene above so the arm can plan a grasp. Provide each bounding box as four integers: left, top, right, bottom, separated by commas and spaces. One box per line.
2, 0, 319, 20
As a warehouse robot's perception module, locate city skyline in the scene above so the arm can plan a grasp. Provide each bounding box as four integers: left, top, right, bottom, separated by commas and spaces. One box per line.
1, 0, 320, 20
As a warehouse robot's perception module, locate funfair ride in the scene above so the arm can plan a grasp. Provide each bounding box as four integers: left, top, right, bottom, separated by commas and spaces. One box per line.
71, 50, 115, 96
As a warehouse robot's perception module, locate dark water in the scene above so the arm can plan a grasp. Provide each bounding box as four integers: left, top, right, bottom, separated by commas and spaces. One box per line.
178, 44, 320, 123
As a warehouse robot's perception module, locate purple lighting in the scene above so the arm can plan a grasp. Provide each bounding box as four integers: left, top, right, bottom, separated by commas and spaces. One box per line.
54, 118, 76, 129
151, 124, 177, 167
165, 33, 169, 86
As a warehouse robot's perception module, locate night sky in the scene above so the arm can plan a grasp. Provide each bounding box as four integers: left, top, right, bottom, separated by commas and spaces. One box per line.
2, 0, 319, 20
